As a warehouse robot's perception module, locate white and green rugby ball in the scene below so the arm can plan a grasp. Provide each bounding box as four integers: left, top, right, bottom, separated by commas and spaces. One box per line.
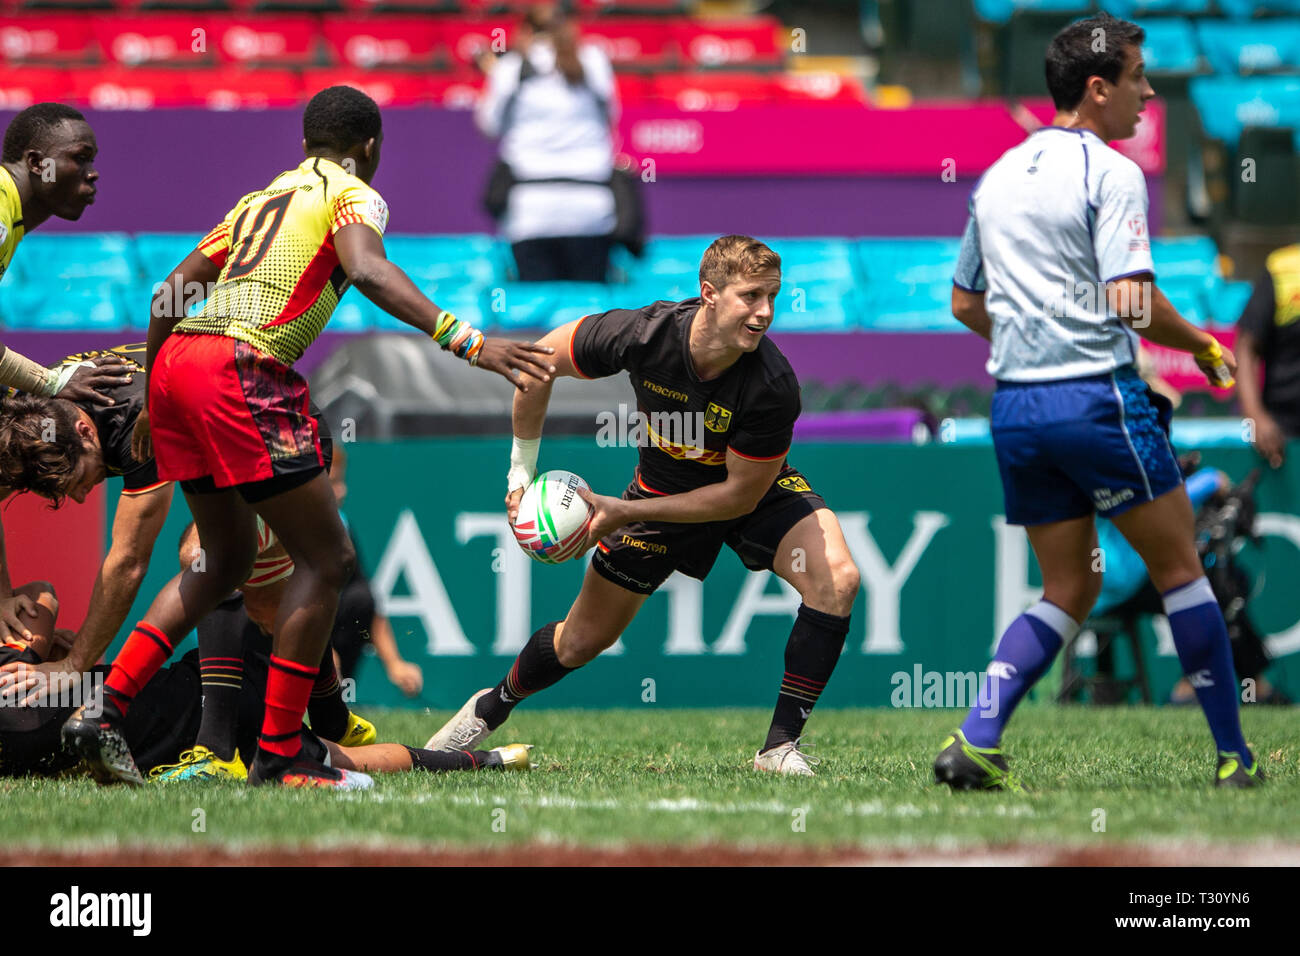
513, 470, 595, 564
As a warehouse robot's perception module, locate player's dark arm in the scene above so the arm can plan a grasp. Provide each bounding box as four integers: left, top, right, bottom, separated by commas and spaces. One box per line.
333, 223, 555, 389
581, 452, 786, 546
1108, 275, 1236, 387
59, 484, 174, 672
951, 286, 992, 340
1236, 329, 1285, 467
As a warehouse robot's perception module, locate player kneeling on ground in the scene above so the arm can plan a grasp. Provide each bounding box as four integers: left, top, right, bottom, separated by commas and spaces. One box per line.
427, 235, 861, 775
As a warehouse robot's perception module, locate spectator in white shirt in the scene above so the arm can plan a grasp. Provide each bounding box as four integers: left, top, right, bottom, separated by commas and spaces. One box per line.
476, 5, 618, 282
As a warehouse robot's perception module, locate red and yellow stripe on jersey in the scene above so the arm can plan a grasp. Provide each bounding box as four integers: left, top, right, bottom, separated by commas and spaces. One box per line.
176, 157, 389, 366
0, 167, 26, 282
243, 516, 295, 589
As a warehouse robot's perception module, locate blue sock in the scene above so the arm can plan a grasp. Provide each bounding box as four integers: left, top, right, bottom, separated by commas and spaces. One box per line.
1164, 578, 1251, 763
960, 601, 1078, 749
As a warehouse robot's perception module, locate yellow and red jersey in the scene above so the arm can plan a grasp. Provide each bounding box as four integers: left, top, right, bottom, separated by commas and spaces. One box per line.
176, 157, 389, 365
0, 167, 27, 282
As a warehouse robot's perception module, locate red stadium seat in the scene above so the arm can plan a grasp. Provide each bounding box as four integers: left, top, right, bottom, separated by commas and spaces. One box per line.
673, 18, 783, 69
649, 71, 773, 110
438, 17, 514, 69
579, 17, 677, 70
92, 15, 217, 67
613, 71, 650, 105
774, 72, 870, 106
338, 0, 458, 13
0, 66, 72, 108
199, 66, 302, 108
212, 16, 319, 66
67, 66, 201, 108
321, 16, 439, 69
227, 0, 342, 12
300, 67, 431, 106
0, 15, 97, 64
425, 71, 482, 109
577, 0, 687, 14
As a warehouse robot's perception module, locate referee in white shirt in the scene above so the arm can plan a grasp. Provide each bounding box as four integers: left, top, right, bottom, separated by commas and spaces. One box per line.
475, 5, 617, 282
935, 12, 1261, 791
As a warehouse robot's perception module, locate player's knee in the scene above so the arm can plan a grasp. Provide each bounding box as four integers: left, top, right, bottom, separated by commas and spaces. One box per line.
23, 580, 58, 616
555, 623, 617, 668
802, 553, 860, 617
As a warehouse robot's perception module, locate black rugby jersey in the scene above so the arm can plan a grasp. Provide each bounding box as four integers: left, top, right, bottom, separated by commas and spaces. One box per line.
571, 297, 801, 496
54, 342, 162, 495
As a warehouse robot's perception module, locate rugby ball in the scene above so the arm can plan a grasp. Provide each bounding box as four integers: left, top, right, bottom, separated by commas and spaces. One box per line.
512, 470, 595, 564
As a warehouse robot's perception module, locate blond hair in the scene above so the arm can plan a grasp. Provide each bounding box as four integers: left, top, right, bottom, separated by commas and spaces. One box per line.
698, 235, 781, 293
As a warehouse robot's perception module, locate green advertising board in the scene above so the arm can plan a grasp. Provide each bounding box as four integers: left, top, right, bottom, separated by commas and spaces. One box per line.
110, 439, 1300, 710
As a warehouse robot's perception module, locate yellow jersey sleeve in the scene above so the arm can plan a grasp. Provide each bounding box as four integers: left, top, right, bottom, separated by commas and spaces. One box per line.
197, 202, 240, 267
0, 167, 26, 281
330, 181, 388, 238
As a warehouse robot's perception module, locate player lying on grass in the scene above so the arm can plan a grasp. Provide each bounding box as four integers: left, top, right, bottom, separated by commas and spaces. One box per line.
0, 345, 367, 751
427, 235, 862, 775
66, 85, 555, 790
0, 104, 133, 407
937, 12, 1260, 791
0, 577, 530, 781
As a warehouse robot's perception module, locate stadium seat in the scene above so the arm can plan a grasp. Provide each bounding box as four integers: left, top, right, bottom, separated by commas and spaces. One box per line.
0, 284, 124, 332
648, 72, 774, 110
485, 281, 611, 331
1101, 0, 1212, 17
855, 238, 962, 287
438, 17, 515, 70
0, 66, 72, 105
200, 66, 303, 108
578, 17, 678, 70
858, 282, 963, 331
91, 14, 217, 67
300, 68, 433, 106
329, 287, 380, 332
0, 15, 97, 63
1189, 75, 1300, 147
134, 233, 203, 281
212, 16, 319, 66
1137, 18, 1203, 76
1162, 282, 1210, 327
972, 0, 1092, 26
375, 280, 490, 331
770, 238, 859, 286
11, 233, 136, 285
384, 234, 506, 287
772, 282, 857, 331
424, 72, 482, 109
672, 17, 783, 69
575, 0, 688, 13
1195, 19, 1300, 75
321, 15, 440, 69
66, 66, 201, 108
774, 71, 871, 105
1217, 0, 1300, 19
338, 0, 459, 12
1151, 235, 1222, 299
1210, 280, 1254, 325
633, 236, 716, 285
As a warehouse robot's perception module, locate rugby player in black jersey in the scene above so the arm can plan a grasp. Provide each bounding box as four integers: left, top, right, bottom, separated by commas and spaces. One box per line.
427, 235, 862, 774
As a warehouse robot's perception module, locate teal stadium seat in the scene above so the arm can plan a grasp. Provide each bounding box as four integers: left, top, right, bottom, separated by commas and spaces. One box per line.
1102, 1, 1212, 17
1137, 19, 1204, 75
856, 238, 961, 288
383, 234, 506, 287
487, 282, 615, 331
859, 281, 963, 331
328, 288, 379, 332
10, 233, 136, 286
1196, 19, 1300, 75
1, 284, 123, 331
1210, 280, 1255, 325
1161, 282, 1210, 327
1217, 0, 1300, 20
1191, 76, 1300, 149
973, 0, 1092, 25
134, 233, 203, 282
635, 236, 718, 284
375, 281, 490, 332
773, 282, 857, 331
768, 238, 859, 286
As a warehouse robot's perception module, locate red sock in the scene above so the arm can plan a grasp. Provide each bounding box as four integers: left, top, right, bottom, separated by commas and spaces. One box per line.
259, 656, 319, 759
103, 622, 176, 719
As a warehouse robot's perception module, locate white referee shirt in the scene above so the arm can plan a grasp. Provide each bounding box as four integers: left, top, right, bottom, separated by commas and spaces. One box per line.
953, 126, 1155, 382
475, 41, 617, 243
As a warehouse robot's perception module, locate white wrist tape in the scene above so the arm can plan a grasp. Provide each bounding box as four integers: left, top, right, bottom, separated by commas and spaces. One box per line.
54, 361, 95, 395
0, 348, 59, 397
507, 436, 540, 493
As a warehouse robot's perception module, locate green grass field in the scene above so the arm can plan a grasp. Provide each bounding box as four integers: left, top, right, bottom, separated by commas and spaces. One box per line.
2, 705, 1296, 861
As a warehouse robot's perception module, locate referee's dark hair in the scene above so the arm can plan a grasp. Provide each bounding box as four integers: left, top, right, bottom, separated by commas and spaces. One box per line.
2, 103, 86, 164
1045, 13, 1145, 112
303, 86, 382, 154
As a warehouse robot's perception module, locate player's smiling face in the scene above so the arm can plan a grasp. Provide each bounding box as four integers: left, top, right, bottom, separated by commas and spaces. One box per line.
713, 270, 782, 352
37, 120, 99, 221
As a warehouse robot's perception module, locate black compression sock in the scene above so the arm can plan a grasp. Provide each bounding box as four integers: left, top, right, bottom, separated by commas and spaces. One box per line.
405, 746, 483, 772
474, 622, 574, 730
194, 594, 255, 761
307, 653, 350, 742
762, 604, 850, 752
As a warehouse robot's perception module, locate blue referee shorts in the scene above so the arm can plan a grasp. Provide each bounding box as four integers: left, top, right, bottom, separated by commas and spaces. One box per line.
991, 365, 1183, 527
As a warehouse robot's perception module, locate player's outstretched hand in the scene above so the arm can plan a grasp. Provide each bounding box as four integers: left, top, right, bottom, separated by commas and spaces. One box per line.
0, 659, 79, 707
131, 407, 152, 463
576, 487, 632, 552
475, 338, 556, 391
386, 659, 424, 697
0, 592, 36, 643
55, 355, 132, 406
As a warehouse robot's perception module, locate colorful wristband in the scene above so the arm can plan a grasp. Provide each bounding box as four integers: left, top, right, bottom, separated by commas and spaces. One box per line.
431, 310, 485, 365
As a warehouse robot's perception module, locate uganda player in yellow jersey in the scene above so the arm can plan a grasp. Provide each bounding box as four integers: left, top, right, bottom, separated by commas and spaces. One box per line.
65, 86, 556, 789
0, 104, 130, 404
